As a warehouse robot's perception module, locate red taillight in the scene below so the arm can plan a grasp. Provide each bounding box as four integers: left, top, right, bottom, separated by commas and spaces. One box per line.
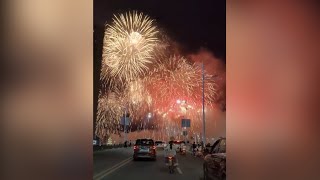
152, 146, 156, 149
134, 146, 138, 150
168, 157, 172, 159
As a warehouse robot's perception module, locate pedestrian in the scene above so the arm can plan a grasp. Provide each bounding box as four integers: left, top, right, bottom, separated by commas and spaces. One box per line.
192, 142, 197, 156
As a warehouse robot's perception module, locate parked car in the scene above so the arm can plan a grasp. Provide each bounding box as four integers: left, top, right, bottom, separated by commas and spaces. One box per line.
203, 137, 226, 180
163, 141, 168, 147
155, 141, 164, 149
133, 139, 157, 161
173, 140, 185, 152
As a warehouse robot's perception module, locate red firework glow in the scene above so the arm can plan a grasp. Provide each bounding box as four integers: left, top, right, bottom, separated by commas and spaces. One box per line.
96, 12, 225, 141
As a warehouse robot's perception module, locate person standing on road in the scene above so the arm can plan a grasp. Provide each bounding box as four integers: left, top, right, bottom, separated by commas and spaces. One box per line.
192, 142, 197, 156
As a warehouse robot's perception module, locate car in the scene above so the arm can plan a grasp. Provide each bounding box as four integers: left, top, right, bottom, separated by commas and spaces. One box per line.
133, 139, 157, 161
203, 137, 226, 180
173, 140, 185, 152
163, 142, 168, 148
155, 141, 164, 149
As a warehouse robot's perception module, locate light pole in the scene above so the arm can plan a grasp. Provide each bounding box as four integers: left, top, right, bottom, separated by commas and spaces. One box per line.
147, 112, 152, 122
184, 103, 188, 144
202, 62, 206, 146
147, 113, 152, 139
144, 120, 146, 138
124, 106, 127, 143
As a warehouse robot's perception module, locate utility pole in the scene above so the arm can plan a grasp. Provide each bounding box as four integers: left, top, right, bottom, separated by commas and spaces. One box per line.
124, 107, 127, 143
202, 62, 206, 146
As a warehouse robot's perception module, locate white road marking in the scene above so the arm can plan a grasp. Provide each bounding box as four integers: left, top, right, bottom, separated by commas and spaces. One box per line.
93, 156, 132, 180
96, 159, 132, 180
176, 167, 183, 174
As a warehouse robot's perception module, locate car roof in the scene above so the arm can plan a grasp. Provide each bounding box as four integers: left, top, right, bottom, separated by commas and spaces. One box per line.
212, 137, 226, 142
212, 153, 226, 158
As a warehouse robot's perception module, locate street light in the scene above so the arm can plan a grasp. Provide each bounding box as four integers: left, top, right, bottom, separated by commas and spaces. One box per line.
201, 62, 206, 146
143, 112, 152, 138
123, 106, 128, 143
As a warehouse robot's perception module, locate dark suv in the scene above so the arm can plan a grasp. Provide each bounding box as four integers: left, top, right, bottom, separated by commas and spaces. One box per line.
133, 139, 156, 161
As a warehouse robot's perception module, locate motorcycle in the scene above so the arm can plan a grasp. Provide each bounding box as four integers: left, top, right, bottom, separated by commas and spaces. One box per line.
166, 156, 177, 174
180, 145, 186, 155
195, 146, 205, 158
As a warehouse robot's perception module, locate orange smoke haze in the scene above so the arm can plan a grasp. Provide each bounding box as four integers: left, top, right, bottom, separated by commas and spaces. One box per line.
189, 49, 226, 111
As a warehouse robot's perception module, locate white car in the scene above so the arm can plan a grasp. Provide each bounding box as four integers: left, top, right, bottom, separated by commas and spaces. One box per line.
155, 141, 164, 149
173, 140, 185, 152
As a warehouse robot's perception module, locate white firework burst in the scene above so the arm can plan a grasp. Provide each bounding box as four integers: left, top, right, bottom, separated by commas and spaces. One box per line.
103, 11, 159, 82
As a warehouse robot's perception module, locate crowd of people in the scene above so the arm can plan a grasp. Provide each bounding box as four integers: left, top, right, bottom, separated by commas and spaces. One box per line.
123, 140, 132, 148
191, 141, 211, 157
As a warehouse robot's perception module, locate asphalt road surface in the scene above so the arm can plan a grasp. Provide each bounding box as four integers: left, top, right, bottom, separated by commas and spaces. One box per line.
94, 147, 204, 180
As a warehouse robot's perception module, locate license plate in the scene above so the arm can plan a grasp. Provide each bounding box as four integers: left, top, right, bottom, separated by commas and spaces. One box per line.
140, 147, 149, 152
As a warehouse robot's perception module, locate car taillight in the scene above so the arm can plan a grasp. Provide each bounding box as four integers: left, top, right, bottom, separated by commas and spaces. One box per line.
168, 157, 172, 159
134, 146, 138, 150
152, 146, 156, 149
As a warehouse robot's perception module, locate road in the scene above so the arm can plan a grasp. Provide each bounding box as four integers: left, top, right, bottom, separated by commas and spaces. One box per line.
94, 147, 204, 180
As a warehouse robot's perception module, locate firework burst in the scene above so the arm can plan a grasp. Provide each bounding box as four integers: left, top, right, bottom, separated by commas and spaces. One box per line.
102, 11, 159, 82
144, 55, 216, 111
122, 80, 153, 123
95, 91, 124, 140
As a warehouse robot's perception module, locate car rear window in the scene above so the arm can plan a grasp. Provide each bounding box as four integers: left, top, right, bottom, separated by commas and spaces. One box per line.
135, 139, 154, 146
211, 138, 226, 154
218, 139, 226, 153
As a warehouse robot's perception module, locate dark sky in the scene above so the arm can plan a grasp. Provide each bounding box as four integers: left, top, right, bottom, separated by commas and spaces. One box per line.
94, 0, 226, 60
93, 0, 226, 133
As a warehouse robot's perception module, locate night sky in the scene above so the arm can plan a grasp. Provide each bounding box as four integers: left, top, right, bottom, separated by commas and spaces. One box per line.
94, 0, 226, 132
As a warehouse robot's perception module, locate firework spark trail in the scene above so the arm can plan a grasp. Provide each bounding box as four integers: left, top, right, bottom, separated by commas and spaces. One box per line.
139, 55, 217, 135
102, 11, 159, 83
97, 55, 217, 140
144, 55, 216, 110
96, 55, 217, 139
95, 91, 123, 139
96, 79, 156, 138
